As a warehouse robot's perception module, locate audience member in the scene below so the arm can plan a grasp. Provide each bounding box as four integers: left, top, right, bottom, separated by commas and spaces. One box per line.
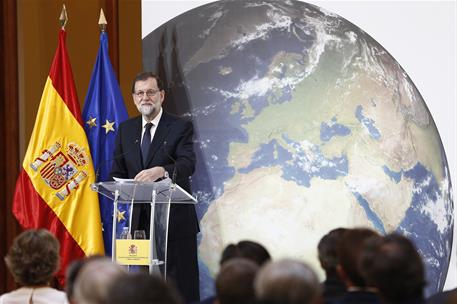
317, 227, 348, 303
73, 257, 125, 304
105, 272, 183, 304
254, 258, 321, 304
336, 228, 381, 304
215, 258, 259, 304
200, 240, 271, 304
360, 233, 426, 304
220, 240, 271, 266
1, 229, 68, 304
427, 287, 457, 304
65, 255, 104, 304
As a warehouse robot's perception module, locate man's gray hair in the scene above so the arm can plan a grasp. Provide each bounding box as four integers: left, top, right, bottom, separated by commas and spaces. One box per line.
73, 258, 125, 304
254, 259, 320, 304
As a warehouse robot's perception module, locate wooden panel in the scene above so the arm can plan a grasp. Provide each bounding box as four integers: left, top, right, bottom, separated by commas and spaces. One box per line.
0, 0, 20, 293
104, 0, 120, 78
118, 0, 142, 116
1, 0, 141, 293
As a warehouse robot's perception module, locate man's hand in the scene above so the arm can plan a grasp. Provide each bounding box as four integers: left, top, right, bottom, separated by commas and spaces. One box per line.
134, 166, 166, 182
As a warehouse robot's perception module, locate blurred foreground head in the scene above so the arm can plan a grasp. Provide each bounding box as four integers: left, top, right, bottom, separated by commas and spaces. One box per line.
220, 240, 271, 266
106, 272, 183, 304
216, 258, 259, 304
361, 233, 426, 303
318, 227, 348, 274
73, 257, 125, 304
337, 228, 380, 288
5, 229, 60, 286
254, 259, 320, 304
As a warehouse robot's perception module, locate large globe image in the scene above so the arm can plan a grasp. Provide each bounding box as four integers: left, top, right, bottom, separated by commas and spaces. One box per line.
142, 0, 454, 297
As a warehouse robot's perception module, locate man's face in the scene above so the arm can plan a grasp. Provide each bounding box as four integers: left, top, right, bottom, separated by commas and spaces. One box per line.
132, 77, 165, 119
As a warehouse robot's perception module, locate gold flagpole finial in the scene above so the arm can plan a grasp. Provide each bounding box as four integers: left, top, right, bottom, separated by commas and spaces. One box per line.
59, 4, 68, 29
98, 8, 107, 32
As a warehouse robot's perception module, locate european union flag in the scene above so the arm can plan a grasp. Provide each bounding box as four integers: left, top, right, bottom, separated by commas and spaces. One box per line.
82, 31, 129, 256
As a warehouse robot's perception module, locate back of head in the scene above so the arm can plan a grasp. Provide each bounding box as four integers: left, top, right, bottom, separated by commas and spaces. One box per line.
318, 228, 348, 273
360, 233, 425, 303
73, 258, 125, 304
255, 259, 320, 304
220, 240, 271, 266
5, 229, 60, 286
65, 255, 105, 303
216, 258, 259, 304
337, 228, 380, 287
106, 273, 182, 304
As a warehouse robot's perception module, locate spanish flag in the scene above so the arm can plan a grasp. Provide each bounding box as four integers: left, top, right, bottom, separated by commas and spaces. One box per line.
12, 29, 104, 284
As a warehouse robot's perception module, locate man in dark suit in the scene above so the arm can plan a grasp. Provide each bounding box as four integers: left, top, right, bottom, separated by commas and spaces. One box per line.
318, 228, 347, 303
360, 234, 427, 304
336, 228, 381, 304
110, 72, 199, 302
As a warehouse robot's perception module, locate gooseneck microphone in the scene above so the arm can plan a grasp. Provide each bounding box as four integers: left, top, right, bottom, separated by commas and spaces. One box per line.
95, 139, 140, 181
162, 140, 178, 186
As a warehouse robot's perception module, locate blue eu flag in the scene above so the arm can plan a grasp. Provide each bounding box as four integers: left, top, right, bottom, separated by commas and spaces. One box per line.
82, 31, 129, 256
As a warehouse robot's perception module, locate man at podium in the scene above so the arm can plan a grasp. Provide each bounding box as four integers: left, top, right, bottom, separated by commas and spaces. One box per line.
110, 72, 200, 302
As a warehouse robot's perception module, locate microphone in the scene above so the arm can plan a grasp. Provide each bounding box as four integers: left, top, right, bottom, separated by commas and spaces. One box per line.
95, 139, 140, 182
162, 140, 177, 186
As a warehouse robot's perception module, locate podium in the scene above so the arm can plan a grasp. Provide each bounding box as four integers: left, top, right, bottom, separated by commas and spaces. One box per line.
91, 178, 197, 278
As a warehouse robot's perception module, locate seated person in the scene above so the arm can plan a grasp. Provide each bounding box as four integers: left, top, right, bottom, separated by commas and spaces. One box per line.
215, 258, 259, 304
201, 240, 271, 304
105, 272, 183, 304
72, 257, 125, 304
427, 288, 457, 304
336, 228, 381, 304
1, 229, 68, 304
317, 228, 348, 303
220, 240, 271, 266
361, 233, 426, 304
65, 255, 104, 304
254, 259, 321, 304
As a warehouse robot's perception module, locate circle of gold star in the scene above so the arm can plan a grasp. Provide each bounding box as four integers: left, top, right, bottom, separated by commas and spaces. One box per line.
86, 116, 97, 128
102, 119, 115, 134
116, 209, 126, 222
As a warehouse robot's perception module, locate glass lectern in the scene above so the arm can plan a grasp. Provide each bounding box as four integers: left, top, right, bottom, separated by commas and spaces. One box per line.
91, 178, 197, 278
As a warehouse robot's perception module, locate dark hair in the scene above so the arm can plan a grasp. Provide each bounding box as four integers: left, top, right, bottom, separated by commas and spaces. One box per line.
220, 240, 271, 266
360, 233, 426, 302
5, 229, 60, 286
337, 228, 380, 287
216, 258, 259, 304
106, 273, 183, 304
131, 72, 164, 93
318, 228, 348, 273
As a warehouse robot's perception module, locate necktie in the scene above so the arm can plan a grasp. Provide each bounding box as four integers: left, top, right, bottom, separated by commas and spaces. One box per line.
141, 122, 153, 166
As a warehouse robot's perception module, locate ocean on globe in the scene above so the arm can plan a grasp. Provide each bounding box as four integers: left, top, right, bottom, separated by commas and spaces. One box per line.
142, 0, 454, 297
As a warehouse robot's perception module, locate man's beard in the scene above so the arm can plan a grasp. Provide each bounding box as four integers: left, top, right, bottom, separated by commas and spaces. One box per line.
138, 104, 155, 116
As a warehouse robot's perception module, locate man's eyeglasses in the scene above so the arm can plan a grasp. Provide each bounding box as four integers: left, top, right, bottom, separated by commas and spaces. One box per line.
134, 89, 160, 98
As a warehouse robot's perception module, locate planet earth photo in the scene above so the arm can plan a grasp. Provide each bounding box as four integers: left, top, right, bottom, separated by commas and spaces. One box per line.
142, 0, 454, 297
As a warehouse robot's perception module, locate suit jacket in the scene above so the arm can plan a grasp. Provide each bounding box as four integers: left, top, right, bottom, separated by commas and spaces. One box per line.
110, 112, 199, 240
322, 273, 347, 304
337, 290, 381, 304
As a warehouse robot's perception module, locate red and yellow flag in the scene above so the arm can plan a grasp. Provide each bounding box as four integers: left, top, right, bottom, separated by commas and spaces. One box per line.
12, 29, 104, 284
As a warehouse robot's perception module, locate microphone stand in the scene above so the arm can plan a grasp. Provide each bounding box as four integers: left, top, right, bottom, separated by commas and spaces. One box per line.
95, 139, 140, 181
162, 141, 178, 190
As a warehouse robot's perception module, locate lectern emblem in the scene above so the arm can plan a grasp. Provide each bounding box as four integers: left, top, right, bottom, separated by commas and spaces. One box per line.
128, 244, 138, 256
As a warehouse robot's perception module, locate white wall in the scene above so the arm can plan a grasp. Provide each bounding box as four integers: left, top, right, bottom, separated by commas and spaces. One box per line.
142, 0, 457, 289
